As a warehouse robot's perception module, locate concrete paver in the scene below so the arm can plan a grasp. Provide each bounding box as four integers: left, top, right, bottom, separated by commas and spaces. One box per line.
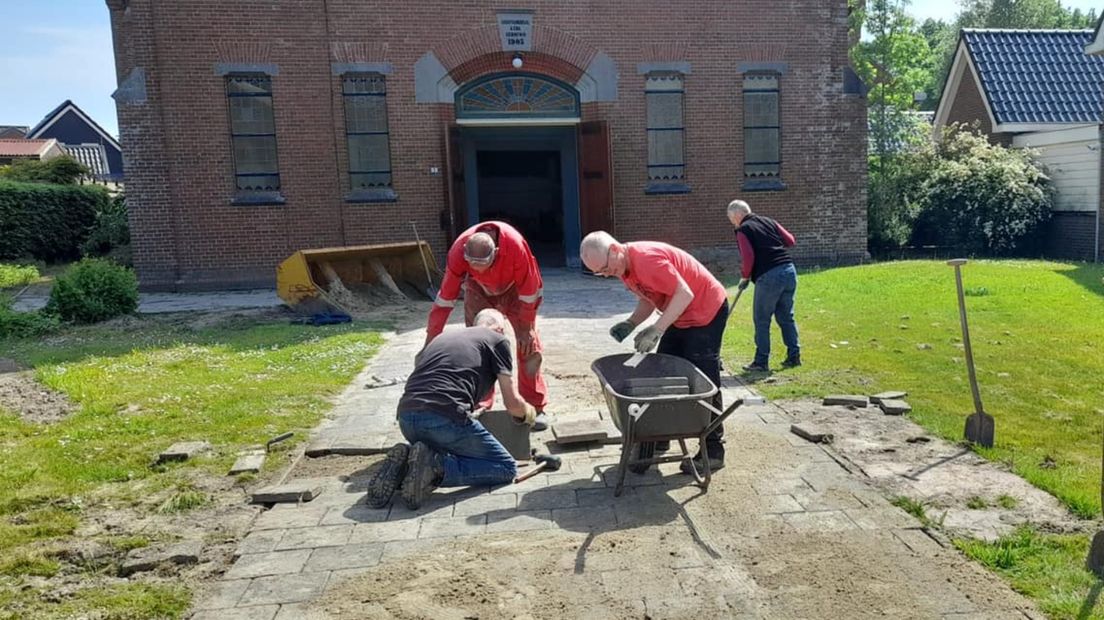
304, 543, 384, 572
223, 549, 311, 580
274, 525, 353, 550
237, 572, 329, 606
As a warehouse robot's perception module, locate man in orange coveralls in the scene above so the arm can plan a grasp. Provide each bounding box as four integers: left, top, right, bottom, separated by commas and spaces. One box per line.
425, 220, 550, 431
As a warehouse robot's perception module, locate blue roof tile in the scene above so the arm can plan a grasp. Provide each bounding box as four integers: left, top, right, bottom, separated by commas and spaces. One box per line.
963, 29, 1104, 124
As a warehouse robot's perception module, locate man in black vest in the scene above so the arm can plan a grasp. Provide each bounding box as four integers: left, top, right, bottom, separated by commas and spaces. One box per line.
727, 200, 801, 372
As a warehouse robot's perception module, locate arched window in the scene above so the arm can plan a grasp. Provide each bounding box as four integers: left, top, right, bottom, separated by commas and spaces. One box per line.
455, 73, 580, 120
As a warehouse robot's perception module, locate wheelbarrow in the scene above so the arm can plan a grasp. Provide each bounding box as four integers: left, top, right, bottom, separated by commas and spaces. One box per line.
591, 353, 743, 496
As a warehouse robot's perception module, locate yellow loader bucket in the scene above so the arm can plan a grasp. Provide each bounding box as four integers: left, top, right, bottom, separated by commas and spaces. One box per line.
277, 242, 439, 316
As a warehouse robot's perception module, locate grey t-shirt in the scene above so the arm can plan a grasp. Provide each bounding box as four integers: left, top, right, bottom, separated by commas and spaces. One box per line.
398, 327, 513, 421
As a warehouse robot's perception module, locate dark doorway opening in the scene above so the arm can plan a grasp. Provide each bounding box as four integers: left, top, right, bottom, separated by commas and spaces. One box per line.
476, 149, 565, 266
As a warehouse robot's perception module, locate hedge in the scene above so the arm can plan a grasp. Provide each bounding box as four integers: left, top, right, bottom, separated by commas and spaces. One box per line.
0, 180, 107, 262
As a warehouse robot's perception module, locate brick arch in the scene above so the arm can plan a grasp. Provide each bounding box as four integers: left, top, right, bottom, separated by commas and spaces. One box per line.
414, 24, 617, 104
432, 24, 598, 77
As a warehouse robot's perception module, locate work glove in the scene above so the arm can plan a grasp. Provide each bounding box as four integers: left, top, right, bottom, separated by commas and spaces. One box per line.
633, 325, 664, 353
517, 325, 537, 357
513, 404, 537, 426
609, 320, 636, 343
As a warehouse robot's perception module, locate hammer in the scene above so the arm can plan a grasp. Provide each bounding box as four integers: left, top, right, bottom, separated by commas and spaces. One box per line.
514, 453, 562, 484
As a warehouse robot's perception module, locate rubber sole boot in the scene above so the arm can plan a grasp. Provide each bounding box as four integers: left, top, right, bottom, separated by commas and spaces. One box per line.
399, 442, 441, 510
365, 443, 409, 509
680, 451, 725, 475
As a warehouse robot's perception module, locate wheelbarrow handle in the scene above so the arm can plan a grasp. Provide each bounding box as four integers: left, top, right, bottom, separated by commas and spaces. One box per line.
704, 398, 744, 438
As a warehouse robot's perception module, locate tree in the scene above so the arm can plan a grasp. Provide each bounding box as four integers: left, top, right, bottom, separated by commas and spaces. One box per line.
0, 155, 90, 185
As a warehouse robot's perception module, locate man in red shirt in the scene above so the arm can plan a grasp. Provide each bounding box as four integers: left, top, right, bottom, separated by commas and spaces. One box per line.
727, 200, 801, 372
580, 230, 730, 471
426, 221, 548, 431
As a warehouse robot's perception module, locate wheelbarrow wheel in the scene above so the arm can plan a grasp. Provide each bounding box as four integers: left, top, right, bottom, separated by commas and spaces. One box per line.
629, 441, 655, 474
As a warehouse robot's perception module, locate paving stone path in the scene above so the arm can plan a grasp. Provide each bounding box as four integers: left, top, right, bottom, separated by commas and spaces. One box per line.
191, 270, 1040, 619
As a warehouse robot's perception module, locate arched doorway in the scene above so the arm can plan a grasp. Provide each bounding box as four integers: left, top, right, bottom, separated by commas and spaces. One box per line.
450, 73, 583, 267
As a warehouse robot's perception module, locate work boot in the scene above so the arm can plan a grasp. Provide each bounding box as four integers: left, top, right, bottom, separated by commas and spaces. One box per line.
400, 442, 444, 510
781, 354, 802, 369
654, 440, 671, 453
365, 443, 409, 509
742, 361, 768, 373
531, 411, 550, 432
680, 449, 725, 475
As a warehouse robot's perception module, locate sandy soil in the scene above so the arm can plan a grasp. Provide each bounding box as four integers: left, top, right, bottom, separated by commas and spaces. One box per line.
0, 371, 75, 424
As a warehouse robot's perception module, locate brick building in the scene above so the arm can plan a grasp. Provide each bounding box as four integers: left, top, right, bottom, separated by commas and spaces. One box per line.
106, 0, 867, 291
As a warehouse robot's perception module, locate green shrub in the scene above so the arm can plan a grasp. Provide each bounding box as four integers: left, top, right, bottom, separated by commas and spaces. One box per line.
0, 263, 40, 289
0, 155, 89, 185
81, 193, 131, 266
0, 296, 59, 339
0, 180, 107, 262
45, 259, 138, 324
911, 125, 1053, 255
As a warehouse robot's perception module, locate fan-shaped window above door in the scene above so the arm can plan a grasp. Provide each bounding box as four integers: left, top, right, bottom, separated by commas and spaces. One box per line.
455, 73, 580, 121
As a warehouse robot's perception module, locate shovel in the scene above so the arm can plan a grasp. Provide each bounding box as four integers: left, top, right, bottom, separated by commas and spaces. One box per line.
410, 222, 439, 301
1087, 420, 1104, 575
948, 259, 994, 448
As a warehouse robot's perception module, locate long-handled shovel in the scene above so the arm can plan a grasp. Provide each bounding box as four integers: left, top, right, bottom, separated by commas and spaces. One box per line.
948, 259, 994, 448
410, 222, 439, 301
1087, 421, 1104, 575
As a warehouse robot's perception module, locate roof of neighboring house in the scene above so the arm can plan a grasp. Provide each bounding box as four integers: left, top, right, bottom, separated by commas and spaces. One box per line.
26, 100, 121, 151
0, 126, 28, 139
0, 138, 60, 158
61, 143, 110, 178
1086, 13, 1104, 54
962, 28, 1104, 125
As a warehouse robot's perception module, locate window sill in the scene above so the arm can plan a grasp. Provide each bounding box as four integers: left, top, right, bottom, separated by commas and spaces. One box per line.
742, 179, 787, 192
345, 187, 398, 203
644, 181, 691, 195
231, 191, 286, 206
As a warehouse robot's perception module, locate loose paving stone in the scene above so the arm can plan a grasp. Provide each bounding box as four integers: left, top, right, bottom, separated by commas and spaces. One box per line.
551, 506, 617, 530
192, 579, 251, 610
871, 390, 908, 404
517, 488, 578, 511
251, 482, 323, 505
235, 529, 285, 557
552, 418, 609, 444
487, 509, 554, 532
229, 450, 266, 475
894, 528, 945, 556
845, 507, 923, 530
320, 504, 390, 526
223, 549, 311, 580
349, 519, 421, 544
191, 605, 279, 620
304, 437, 333, 457
328, 433, 390, 455
418, 515, 487, 538
119, 540, 203, 576
156, 440, 210, 464
237, 571, 329, 606
304, 542, 384, 572
274, 525, 353, 550
823, 394, 869, 407
879, 398, 913, 415
253, 505, 327, 530
380, 538, 440, 561
453, 492, 516, 517
758, 494, 805, 514
790, 422, 833, 444
477, 409, 531, 459
784, 510, 858, 532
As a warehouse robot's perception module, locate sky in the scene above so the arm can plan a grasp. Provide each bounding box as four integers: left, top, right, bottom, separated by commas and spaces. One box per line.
0, 0, 1101, 139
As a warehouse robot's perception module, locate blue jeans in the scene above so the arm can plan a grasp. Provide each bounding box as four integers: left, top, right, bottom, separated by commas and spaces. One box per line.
752, 263, 800, 365
398, 411, 517, 487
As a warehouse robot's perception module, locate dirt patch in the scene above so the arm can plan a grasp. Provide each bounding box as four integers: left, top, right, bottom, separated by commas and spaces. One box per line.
776, 397, 1085, 540
0, 371, 75, 424
319, 529, 740, 620
287, 454, 385, 481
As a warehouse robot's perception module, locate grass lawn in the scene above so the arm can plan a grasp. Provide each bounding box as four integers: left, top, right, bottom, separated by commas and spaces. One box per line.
0, 313, 384, 619
721, 259, 1104, 619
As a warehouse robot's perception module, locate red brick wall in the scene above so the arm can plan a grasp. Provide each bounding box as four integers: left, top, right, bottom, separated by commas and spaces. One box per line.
1045, 211, 1098, 260
108, 0, 867, 290
945, 60, 1012, 147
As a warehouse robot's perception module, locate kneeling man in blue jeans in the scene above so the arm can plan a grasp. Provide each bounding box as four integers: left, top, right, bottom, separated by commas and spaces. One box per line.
367, 308, 536, 510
